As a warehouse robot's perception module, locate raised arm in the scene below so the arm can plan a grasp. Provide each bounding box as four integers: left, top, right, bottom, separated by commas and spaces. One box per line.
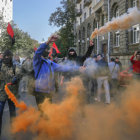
130, 51, 137, 64
33, 43, 49, 67
33, 35, 58, 75
81, 40, 94, 62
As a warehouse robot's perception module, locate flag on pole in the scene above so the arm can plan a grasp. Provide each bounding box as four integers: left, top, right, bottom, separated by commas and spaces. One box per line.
7, 23, 15, 45
48, 42, 61, 58
34, 47, 38, 52
7, 23, 14, 38
52, 43, 61, 54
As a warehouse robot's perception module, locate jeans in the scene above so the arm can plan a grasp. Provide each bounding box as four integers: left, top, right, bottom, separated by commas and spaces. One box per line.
97, 76, 110, 103
34, 92, 52, 106
0, 99, 16, 135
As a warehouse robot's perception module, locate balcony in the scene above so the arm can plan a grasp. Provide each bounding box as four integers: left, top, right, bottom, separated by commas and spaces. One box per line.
76, 0, 82, 4
92, 0, 105, 13
84, 0, 92, 7
76, 9, 82, 17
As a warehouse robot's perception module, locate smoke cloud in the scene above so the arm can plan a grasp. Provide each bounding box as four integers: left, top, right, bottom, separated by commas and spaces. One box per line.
11, 77, 85, 140
90, 7, 140, 39
11, 77, 140, 140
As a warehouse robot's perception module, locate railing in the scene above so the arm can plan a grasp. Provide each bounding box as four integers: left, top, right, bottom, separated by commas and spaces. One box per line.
93, 0, 101, 6
76, 9, 82, 16
84, 0, 92, 7
76, 0, 82, 4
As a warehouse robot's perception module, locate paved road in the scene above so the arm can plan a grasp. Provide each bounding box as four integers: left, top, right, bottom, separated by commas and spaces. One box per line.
1, 102, 12, 140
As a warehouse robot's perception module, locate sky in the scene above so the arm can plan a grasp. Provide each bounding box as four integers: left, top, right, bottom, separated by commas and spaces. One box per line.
13, 0, 62, 43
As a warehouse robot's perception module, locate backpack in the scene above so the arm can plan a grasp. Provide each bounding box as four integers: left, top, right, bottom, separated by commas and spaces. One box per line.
27, 60, 44, 95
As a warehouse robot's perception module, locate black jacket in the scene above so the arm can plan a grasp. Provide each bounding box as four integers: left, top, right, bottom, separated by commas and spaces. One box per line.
67, 45, 94, 66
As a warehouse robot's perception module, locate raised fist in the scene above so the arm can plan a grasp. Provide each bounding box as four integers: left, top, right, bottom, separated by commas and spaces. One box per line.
46, 34, 59, 45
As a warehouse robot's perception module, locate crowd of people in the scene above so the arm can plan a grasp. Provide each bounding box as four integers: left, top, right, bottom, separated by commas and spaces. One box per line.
0, 35, 140, 136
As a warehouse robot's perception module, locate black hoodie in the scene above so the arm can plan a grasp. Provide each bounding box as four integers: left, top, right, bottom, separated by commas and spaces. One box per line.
67, 45, 94, 66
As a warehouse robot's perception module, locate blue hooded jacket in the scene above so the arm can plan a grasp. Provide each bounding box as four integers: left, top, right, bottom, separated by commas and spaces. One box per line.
33, 43, 79, 93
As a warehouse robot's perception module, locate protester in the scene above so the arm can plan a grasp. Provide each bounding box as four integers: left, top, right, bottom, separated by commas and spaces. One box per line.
67, 40, 94, 66
33, 35, 80, 106
60, 40, 94, 86
82, 54, 98, 103
130, 51, 140, 80
95, 54, 110, 104
90, 55, 98, 100
0, 50, 20, 135
0, 53, 3, 71
18, 57, 37, 107
108, 58, 120, 96
13, 54, 24, 68
115, 57, 122, 71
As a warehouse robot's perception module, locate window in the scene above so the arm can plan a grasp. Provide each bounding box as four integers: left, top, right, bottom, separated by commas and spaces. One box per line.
84, 12, 86, 20
80, 4, 82, 10
115, 8, 119, 17
132, 24, 139, 44
87, 23, 91, 39
115, 31, 120, 47
80, 18, 82, 24
89, 7, 92, 16
102, 15, 105, 26
5, 0, 7, 5
133, 0, 137, 7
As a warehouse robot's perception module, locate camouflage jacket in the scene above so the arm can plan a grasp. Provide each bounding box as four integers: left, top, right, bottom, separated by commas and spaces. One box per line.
0, 63, 20, 101
19, 58, 34, 95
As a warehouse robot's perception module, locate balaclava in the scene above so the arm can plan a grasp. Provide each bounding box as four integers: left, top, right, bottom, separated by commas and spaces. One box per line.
3, 50, 13, 67
68, 48, 77, 60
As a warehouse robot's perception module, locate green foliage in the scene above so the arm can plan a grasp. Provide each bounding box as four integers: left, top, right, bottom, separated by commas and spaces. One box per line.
0, 22, 39, 57
55, 39, 67, 58
49, 0, 76, 56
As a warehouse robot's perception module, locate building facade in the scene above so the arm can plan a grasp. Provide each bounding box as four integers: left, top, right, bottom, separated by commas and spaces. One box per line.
0, 0, 13, 22
0, 0, 13, 34
75, 0, 140, 66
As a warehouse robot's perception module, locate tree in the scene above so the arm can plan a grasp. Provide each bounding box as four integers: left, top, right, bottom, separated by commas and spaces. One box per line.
0, 22, 39, 57
49, 0, 76, 56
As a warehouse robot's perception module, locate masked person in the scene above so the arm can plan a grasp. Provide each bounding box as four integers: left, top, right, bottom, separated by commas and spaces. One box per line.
67, 40, 94, 66
60, 40, 94, 85
0, 50, 20, 136
33, 35, 80, 106
130, 51, 140, 80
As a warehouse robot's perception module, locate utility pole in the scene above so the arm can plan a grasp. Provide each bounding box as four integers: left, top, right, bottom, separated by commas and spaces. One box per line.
107, 0, 110, 62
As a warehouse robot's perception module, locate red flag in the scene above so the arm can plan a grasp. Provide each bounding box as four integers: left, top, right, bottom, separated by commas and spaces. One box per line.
34, 47, 37, 52
7, 23, 14, 38
52, 43, 61, 54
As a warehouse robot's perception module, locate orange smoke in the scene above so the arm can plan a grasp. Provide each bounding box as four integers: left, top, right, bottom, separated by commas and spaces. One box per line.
11, 78, 140, 140
91, 7, 140, 39
11, 77, 85, 140
5, 84, 27, 111
76, 81, 140, 140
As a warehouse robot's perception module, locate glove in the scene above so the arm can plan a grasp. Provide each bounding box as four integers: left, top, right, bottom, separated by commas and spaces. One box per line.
11, 76, 18, 85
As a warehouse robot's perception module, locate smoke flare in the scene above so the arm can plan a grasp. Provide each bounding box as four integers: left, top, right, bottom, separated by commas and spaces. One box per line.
5, 84, 27, 111
90, 7, 140, 39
